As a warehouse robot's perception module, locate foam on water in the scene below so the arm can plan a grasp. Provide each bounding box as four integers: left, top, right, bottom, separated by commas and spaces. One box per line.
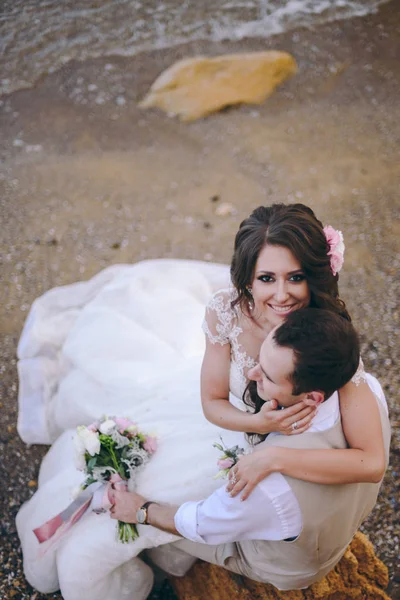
0, 0, 389, 96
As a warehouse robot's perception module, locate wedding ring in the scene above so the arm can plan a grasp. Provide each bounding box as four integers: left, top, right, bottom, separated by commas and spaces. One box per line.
231, 472, 237, 485
292, 421, 298, 431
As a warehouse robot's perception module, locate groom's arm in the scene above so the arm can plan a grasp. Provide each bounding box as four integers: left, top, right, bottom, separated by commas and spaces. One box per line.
111, 490, 180, 536
147, 503, 180, 535
111, 478, 302, 544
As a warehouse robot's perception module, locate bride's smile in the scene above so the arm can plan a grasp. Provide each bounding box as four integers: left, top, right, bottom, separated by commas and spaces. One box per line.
250, 244, 311, 327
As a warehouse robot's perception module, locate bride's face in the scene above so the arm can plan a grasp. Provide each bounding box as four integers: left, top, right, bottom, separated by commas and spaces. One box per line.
250, 244, 311, 327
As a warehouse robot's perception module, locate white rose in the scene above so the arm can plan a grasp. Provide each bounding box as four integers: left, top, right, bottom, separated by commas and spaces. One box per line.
77, 426, 101, 456
99, 419, 117, 435
84, 430, 101, 456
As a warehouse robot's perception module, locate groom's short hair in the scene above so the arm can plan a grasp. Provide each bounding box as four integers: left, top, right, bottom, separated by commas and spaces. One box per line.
273, 308, 360, 399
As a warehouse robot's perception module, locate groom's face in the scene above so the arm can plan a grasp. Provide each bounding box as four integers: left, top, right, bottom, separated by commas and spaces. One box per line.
249, 330, 306, 408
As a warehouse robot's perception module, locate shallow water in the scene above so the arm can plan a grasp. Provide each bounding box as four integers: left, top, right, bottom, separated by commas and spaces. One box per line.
0, 0, 388, 96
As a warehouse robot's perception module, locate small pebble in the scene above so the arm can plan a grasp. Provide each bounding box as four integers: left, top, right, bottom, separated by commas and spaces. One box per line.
215, 202, 237, 217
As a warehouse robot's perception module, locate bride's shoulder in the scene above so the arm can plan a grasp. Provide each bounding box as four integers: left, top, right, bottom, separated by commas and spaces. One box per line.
350, 357, 368, 386
202, 288, 239, 345
206, 287, 238, 311
341, 357, 368, 388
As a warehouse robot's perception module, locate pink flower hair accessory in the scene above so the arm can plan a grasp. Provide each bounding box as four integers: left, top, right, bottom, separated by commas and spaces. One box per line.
323, 225, 345, 276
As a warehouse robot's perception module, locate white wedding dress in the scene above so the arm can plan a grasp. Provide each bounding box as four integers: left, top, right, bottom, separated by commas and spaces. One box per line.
16, 259, 252, 600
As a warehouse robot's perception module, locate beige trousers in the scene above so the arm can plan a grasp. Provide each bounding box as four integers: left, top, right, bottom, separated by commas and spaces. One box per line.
147, 538, 263, 581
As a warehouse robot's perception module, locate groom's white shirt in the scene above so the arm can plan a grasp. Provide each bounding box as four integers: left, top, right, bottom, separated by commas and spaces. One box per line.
175, 374, 387, 545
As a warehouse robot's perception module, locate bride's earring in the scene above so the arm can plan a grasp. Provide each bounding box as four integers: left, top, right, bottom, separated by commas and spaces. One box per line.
246, 287, 254, 312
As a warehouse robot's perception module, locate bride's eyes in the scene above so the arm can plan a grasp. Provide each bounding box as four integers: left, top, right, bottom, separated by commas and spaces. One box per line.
289, 274, 306, 283
257, 275, 274, 283
257, 274, 306, 283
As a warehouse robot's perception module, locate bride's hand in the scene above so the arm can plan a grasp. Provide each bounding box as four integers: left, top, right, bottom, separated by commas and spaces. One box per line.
251, 399, 316, 435
226, 447, 278, 500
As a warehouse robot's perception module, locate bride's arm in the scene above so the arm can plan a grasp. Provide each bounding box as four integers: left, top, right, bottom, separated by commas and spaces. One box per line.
228, 380, 387, 499
338, 378, 386, 480
201, 337, 314, 434
201, 293, 314, 434
200, 293, 261, 432
200, 336, 260, 432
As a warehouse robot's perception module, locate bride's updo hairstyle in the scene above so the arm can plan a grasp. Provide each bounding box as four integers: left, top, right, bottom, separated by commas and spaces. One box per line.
230, 203, 350, 321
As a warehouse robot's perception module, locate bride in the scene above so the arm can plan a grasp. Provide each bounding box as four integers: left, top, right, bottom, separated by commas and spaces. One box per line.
16, 203, 387, 600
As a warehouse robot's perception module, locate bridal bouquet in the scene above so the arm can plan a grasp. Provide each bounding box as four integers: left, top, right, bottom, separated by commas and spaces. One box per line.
74, 416, 157, 542
213, 438, 245, 479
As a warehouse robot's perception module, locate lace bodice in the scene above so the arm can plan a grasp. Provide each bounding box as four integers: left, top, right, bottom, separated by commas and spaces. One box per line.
202, 289, 367, 406
202, 289, 257, 405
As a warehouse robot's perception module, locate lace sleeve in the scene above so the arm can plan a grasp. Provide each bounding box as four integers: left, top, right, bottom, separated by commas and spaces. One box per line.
351, 357, 368, 386
202, 289, 235, 346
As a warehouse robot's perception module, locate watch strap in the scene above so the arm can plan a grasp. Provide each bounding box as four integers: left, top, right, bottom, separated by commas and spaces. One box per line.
140, 501, 157, 525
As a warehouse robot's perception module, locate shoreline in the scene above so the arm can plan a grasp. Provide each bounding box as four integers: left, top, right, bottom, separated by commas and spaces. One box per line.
1, 1, 399, 598
0, 0, 391, 99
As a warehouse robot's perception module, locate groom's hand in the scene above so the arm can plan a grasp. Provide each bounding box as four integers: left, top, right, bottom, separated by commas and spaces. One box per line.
110, 490, 147, 523
111, 491, 181, 535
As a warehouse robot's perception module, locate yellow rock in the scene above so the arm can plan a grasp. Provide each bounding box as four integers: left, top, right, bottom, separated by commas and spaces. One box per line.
139, 51, 297, 121
171, 532, 390, 600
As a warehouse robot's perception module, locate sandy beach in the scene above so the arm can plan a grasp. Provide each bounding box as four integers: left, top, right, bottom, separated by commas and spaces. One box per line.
0, 0, 399, 598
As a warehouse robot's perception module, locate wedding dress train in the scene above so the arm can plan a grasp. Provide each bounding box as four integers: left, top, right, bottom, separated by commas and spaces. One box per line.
16, 259, 248, 599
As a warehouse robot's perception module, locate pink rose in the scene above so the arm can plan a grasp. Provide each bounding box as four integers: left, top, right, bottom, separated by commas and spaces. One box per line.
87, 423, 98, 432
323, 225, 341, 248
115, 417, 134, 433
217, 457, 234, 470
143, 436, 157, 454
323, 226, 345, 275
329, 252, 344, 277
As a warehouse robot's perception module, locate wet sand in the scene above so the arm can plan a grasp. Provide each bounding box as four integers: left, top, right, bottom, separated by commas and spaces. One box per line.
0, 1, 399, 598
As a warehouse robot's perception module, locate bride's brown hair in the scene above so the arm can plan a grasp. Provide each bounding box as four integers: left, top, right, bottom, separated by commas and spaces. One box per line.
230, 203, 350, 321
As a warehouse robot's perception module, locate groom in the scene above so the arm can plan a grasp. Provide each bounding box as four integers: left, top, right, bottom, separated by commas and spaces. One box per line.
111, 308, 390, 590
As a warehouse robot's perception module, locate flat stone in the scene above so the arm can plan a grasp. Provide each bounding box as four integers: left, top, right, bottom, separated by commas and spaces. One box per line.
139, 51, 297, 121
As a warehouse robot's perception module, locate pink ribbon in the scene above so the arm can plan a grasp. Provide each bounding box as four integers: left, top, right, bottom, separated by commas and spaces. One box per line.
92, 474, 127, 514
33, 475, 127, 546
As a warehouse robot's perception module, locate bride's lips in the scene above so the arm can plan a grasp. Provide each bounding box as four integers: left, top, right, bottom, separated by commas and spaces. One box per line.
268, 303, 297, 316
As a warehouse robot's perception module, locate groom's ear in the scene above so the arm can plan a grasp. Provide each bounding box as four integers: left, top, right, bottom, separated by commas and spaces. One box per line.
304, 391, 324, 406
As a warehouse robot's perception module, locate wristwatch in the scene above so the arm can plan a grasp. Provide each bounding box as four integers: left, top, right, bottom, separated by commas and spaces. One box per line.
136, 501, 157, 525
